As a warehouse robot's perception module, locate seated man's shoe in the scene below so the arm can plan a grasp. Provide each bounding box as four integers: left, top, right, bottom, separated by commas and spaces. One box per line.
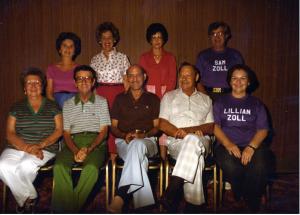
108, 195, 124, 213
159, 196, 177, 213
16, 205, 25, 214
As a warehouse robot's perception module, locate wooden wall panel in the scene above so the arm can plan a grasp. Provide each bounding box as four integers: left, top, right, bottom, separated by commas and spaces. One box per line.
0, 0, 298, 172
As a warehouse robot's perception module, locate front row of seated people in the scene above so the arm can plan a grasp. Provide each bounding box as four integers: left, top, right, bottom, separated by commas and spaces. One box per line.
0, 63, 270, 213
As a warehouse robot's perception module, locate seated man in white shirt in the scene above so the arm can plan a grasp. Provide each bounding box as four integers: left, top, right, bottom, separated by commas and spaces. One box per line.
159, 62, 214, 213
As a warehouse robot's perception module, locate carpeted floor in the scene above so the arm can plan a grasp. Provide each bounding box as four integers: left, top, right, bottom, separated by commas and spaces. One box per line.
0, 171, 298, 214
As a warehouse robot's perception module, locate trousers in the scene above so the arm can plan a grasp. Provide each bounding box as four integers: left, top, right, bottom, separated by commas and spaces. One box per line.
0, 148, 55, 206
167, 134, 209, 205
51, 133, 106, 213
116, 137, 158, 208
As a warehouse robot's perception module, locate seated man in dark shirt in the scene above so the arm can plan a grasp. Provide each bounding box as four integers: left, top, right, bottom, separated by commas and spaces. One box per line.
108, 64, 160, 213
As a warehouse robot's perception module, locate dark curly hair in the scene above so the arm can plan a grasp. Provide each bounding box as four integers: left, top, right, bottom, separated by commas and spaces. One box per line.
21, 67, 47, 95
95, 22, 120, 46
208, 21, 232, 44
227, 64, 259, 93
146, 23, 168, 45
73, 65, 98, 90
56, 32, 81, 60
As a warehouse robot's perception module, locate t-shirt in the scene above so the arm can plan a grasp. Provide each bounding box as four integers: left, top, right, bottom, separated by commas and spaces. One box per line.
196, 47, 244, 88
139, 49, 177, 99
46, 64, 78, 93
213, 94, 269, 147
8, 98, 61, 152
111, 91, 160, 133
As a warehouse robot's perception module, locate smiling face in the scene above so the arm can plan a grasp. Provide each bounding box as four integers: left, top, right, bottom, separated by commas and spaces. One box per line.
100, 31, 114, 53
230, 69, 249, 97
210, 26, 226, 51
178, 65, 198, 94
126, 66, 146, 91
24, 75, 43, 98
59, 39, 75, 58
75, 70, 95, 95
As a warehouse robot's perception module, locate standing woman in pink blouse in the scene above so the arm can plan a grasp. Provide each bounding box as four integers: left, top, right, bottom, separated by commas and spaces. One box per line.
90, 22, 130, 156
139, 23, 177, 159
139, 23, 177, 99
46, 32, 81, 108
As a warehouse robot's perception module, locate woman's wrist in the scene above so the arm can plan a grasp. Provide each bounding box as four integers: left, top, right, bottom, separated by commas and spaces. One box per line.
247, 144, 257, 151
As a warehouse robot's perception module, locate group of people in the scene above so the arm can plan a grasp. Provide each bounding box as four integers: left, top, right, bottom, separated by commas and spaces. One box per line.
0, 21, 270, 213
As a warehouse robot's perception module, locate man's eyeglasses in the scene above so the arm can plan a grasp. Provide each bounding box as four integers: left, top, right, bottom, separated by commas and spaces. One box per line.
75, 76, 93, 83
211, 31, 224, 37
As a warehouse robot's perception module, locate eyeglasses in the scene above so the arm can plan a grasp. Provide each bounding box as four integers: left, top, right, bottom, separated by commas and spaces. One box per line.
211, 31, 224, 37
25, 80, 42, 86
75, 76, 93, 83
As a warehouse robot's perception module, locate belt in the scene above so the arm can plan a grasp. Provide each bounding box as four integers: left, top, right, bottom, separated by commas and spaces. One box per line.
72, 131, 99, 136
205, 87, 231, 94
98, 82, 123, 86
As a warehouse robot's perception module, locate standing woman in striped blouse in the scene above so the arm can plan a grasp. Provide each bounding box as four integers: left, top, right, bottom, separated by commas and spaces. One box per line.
0, 67, 63, 213
90, 22, 130, 157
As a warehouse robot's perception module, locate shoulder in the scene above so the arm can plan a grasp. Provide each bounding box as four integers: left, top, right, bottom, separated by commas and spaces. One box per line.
163, 50, 175, 59
197, 48, 211, 58
9, 99, 27, 112
94, 94, 108, 104
144, 91, 160, 102
195, 91, 212, 105
115, 51, 128, 58
162, 89, 180, 101
140, 50, 151, 58
226, 47, 243, 56
91, 53, 102, 61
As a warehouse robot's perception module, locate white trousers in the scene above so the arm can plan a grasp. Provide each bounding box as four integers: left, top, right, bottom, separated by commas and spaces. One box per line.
167, 134, 209, 205
0, 148, 55, 206
116, 137, 158, 209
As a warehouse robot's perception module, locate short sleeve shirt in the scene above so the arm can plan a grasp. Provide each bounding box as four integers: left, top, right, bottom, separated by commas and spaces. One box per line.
90, 48, 130, 84
159, 88, 214, 128
111, 91, 160, 133
8, 98, 61, 152
63, 94, 111, 134
196, 47, 244, 88
213, 94, 269, 147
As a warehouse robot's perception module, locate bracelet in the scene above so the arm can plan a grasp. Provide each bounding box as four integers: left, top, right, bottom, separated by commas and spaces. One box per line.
247, 145, 256, 151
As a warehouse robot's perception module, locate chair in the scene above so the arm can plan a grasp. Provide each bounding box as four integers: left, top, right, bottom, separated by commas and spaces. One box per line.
2, 159, 110, 212
165, 154, 219, 212
111, 155, 164, 208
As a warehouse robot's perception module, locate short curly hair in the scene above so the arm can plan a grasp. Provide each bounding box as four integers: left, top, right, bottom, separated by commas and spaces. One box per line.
146, 23, 168, 45
95, 22, 120, 46
208, 21, 232, 43
227, 64, 259, 93
21, 67, 47, 95
56, 32, 81, 61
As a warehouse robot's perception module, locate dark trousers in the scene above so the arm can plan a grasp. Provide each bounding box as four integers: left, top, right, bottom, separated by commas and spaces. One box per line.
215, 144, 270, 209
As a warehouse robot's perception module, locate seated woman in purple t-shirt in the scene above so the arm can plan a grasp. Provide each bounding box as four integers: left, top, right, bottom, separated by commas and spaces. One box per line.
46, 32, 81, 108
213, 64, 270, 212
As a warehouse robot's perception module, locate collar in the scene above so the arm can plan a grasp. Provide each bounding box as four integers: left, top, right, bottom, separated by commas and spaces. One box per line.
178, 88, 198, 97
74, 93, 95, 105
100, 47, 117, 58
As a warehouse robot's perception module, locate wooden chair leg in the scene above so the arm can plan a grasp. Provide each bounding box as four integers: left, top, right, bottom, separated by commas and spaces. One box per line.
2, 183, 7, 213
111, 160, 116, 200
219, 168, 223, 207
213, 165, 217, 212
165, 160, 169, 190
105, 162, 109, 209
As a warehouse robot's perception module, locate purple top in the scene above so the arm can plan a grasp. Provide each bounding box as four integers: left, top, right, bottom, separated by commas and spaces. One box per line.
213, 94, 269, 147
196, 47, 244, 88
46, 64, 78, 93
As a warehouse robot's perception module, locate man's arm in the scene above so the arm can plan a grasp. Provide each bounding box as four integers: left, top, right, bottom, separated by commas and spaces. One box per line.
87, 126, 108, 153
110, 119, 127, 139
144, 119, 160, 138
63, 130, 79, 155
181, 123, 215, 135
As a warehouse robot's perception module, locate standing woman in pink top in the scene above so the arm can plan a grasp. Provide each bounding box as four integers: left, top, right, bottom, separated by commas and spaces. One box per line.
46, 32, 81, 108
139, 23, 177, 159
139, 23, 177, 99
90, 22, 130, 156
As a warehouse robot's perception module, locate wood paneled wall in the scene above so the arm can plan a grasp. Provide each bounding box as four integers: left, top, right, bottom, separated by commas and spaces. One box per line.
0, 0, 298, 172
